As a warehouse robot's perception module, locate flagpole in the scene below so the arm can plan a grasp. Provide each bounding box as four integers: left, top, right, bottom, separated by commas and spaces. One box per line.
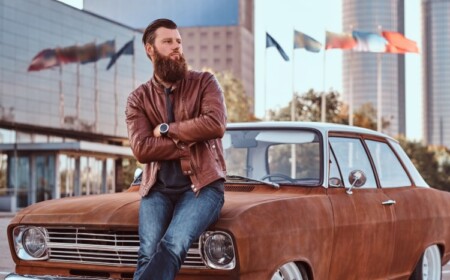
76, 61, 80, 120
291, 45, 296, 122
59, 65, 64, 126
114, 61, 118, 135
94, 41, 99, 132
349, 50, 354, 126
291, 40, 296, 178
377, 25, 383, 132
349, 25, 354, 126
321, 47, 326, 122
376, 53, 382, 132
131, 36, 136, 91
264, 44, 268, 120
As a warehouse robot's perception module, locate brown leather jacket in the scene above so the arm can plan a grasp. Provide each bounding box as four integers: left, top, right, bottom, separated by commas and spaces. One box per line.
125, 70, 227, 197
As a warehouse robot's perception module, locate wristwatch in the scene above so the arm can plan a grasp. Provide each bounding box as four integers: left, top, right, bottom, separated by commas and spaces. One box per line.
160, 123, 169, 136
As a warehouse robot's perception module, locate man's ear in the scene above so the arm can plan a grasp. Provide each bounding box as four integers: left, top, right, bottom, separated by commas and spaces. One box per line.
145, 43, 154, 59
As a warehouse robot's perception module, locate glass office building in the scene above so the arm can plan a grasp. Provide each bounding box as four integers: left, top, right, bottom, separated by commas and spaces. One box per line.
84, 0, 255, 111
422, 0, 450, 147
342, 0, 405, 137
0, 0, 151, 211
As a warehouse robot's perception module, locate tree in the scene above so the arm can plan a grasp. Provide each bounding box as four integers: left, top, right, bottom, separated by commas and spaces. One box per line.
397, 137, 450, 191
268, 89, 390, 130
208, 69, 258, 122
268, 89, 343, 122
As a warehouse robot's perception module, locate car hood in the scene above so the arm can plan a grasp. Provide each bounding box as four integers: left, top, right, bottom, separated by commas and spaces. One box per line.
11, 186, 321, 228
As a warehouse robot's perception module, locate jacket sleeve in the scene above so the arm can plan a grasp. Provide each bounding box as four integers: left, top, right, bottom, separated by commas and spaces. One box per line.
125, 90, 190, 163
168, 73, 227, 143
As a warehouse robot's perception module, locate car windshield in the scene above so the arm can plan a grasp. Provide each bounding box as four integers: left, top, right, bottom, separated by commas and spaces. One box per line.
223, 129, 322, 186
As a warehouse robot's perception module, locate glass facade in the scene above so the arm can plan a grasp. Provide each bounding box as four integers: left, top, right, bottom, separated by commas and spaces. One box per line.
422, 0, 450, 146
84, 0, 240, 29
0, 0, 149, 211
342, 0, 405, 137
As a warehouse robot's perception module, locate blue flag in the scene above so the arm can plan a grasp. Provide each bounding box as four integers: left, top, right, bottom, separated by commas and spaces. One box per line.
106, 39, 134, 70
266, 33, 289, 61
352, 31, 387, 53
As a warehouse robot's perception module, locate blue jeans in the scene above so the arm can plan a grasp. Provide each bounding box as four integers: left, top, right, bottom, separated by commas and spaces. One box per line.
133, 184, 224, 280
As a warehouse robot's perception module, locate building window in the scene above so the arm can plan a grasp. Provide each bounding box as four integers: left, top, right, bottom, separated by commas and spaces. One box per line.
0, 154, 7, 196
80, 156, 105, 195
8, 155, 30, 208
59, 154, 75, 198
0, 128, 15, 143
106, 158, 115, 193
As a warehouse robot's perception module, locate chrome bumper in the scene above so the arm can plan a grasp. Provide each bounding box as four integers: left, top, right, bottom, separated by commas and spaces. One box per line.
5, 273, 114, 280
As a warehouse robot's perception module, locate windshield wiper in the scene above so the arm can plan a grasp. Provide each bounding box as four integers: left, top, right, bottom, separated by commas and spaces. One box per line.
226, 174, 280, 189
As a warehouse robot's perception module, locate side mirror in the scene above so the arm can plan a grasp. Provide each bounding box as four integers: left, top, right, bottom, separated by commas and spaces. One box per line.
134, 168, 143, 179
346, 170, 366, 194
132, 168, 143, 186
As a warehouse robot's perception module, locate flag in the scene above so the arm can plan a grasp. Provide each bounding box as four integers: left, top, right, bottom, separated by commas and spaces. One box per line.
325, 31, 356, 50
106, 39, 134, 70
56, 45, 79, 64
352, 31, 387, 52
293, 30, 322, 52
79, 40, 116, 64
96, 40, 116, 60
27, 49, 60, 71
382, 31, 419, 54
266, 33, 289, 61
28, 40, 115, 71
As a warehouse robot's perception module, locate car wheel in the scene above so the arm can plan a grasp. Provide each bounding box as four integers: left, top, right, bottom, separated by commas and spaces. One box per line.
271, 262, 308, 280
411, 244, 442, 280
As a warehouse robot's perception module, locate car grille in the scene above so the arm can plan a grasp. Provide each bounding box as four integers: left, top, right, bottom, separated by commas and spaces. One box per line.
45, 227, 206, 268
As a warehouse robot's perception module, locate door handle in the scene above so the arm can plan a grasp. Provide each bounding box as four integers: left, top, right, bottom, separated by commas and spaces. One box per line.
382, 199, 396, 205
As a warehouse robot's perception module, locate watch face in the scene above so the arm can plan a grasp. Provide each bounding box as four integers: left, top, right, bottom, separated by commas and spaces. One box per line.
160, 123, 169, 134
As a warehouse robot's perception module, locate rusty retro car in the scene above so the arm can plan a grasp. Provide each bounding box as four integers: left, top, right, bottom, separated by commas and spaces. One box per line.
6, 122, 450, 280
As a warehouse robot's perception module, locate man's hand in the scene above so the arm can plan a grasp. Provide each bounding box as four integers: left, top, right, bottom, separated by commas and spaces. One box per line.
153, 124, 162, 137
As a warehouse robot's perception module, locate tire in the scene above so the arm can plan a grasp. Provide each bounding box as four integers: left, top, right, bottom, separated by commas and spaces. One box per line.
410, 245, 442, 280
271, 262, 309, 280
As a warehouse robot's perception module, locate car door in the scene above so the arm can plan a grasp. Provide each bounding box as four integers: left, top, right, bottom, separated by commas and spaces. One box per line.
327, 135, 396, 280
364, 138, 432, 278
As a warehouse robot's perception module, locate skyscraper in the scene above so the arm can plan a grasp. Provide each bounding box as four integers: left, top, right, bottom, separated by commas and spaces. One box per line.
422, 0, 450, 147
342, 0, 405, 136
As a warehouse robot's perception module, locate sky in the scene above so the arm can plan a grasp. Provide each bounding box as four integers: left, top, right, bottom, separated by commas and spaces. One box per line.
58, 0, 422, 140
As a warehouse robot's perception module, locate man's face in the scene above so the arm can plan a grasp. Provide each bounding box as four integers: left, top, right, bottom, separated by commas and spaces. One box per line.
146, 27, 187, 84
146, 27, 183, 61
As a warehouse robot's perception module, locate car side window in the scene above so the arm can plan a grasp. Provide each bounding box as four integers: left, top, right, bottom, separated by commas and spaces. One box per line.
329, 147, 343, 186
365, 140, 412, 188
329, 137, 377, 188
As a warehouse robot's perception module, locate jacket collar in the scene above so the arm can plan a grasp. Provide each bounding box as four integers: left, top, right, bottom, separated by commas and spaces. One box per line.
151, 74, 185, 94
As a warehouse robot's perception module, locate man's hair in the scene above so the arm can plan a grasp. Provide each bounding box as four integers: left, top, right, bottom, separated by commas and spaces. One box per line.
142, 18, 178, 46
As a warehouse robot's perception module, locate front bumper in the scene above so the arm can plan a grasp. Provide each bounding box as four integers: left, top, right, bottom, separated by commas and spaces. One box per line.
5, 273, 114, 280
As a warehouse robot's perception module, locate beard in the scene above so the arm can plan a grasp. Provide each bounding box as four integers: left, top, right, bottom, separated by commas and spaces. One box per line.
153, 47, 188, 84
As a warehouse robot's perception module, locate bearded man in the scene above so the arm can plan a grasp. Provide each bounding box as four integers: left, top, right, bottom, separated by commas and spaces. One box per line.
125, 18, 227, 280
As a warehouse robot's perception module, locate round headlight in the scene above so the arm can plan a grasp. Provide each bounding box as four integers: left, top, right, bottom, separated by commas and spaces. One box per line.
202, 231, 235, 269
22, 227, 48, 258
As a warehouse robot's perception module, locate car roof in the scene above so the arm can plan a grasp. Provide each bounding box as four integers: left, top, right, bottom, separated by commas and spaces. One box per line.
226, 121, 396, 142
